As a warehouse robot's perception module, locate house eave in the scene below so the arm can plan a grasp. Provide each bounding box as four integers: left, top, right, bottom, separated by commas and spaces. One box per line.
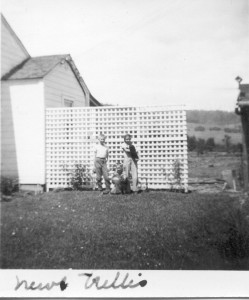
1, 76, 43, 81
237, 99, 249, 107
64, 55, 101, 106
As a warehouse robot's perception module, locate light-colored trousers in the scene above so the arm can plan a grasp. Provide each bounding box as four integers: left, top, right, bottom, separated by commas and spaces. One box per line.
123, 157, 138, 192
94, 158, 111, 190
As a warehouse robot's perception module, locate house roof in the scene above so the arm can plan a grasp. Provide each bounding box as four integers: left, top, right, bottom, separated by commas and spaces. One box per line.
90, 94, 102, 106
2, 54, 69, 80
1, 14, 101, 106
2, 54, 102, 106
1, 14, 30, 58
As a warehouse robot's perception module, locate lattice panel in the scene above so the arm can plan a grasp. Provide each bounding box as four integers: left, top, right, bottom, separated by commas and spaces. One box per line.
45, 106, 188, 191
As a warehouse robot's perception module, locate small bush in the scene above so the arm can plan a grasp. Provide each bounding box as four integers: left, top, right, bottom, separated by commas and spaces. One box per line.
196, 138, 205, 155
209, 127, 221, 131
1, 176, 19, 196
224, 128, 241, 133
205, 137, 215, 151
194, 126, 205, 132
62, 163, 91, 190
162, 159, 184, 191
187, 135, 197, 151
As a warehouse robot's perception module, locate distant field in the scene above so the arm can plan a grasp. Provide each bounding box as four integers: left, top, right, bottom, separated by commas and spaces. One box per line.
188, 152, 242, 180
187, 123, 242, 144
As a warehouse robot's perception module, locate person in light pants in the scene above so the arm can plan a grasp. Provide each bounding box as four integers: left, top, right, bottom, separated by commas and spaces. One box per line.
93, 134, 111, 194
121, 134, 139, 193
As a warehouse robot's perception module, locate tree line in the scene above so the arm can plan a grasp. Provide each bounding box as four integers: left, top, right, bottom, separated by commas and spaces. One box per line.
194, 125, 241, 133
187, 135, 242, 155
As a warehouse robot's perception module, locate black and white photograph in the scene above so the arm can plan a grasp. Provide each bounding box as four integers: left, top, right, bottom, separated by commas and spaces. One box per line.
1, 0, 249, 297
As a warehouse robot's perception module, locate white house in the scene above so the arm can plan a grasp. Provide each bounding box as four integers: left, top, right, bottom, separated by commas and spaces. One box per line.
1, 14, 101, 191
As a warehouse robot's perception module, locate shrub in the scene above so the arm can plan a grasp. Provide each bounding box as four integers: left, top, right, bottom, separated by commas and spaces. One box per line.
194, 126, 205, 131
62, 163, 91, 190
209, 127, 221, 131
162, 159, 184, 191
196, 138, 205, 155
187, 135, 197, 151
229, 143, 243, 154
205, 137, 215, 152
224, 128, 241, 133
1, 176, 19, 196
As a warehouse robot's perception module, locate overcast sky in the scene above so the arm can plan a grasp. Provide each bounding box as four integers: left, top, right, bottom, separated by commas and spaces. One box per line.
1, 0, 249, 111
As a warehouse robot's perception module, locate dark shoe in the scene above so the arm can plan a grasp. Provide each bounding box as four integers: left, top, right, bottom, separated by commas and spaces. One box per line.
103, 189, 111, 194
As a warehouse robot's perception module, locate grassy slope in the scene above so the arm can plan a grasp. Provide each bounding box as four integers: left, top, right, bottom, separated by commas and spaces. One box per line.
1, 190, 248, 270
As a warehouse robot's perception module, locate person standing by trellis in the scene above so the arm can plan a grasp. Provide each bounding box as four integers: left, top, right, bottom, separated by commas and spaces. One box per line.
94, 134, 111, 194
121, 133, 140, 193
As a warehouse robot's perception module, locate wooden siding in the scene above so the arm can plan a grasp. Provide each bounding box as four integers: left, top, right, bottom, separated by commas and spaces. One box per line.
1, 16, 30, 78
44, 62, 89, 107
1, 82, 18, 177
1, 80, 45, 184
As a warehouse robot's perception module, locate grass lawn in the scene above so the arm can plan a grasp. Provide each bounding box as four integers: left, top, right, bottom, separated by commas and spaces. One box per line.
1, 190, 249, 270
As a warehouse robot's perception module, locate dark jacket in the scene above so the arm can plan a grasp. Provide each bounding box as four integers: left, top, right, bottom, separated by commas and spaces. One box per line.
130, 145, 139, 160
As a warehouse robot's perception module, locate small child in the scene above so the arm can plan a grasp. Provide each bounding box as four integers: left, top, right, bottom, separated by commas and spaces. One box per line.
121, 133, 139, 193
93, 134, 111, 194
111, 162, 131, 194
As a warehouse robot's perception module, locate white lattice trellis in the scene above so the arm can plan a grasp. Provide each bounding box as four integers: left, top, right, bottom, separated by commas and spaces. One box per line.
45, 105, 188, 191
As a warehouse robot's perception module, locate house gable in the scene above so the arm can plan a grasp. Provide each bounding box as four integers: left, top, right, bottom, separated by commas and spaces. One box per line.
44, 61, 89, 107
3, 53, 102, 106
1, 14, 30, 78
0, 15, 101, 107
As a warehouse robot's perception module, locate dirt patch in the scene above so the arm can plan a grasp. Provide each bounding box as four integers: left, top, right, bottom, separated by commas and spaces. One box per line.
188, 152, 243, 194
189, 182, 242, 194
